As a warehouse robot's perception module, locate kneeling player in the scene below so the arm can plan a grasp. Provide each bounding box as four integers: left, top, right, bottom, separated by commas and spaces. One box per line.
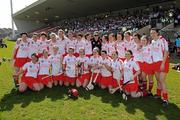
63, 47, 77, 86
38, 49, 52, 89
99, 50, 113, 90
18, 53, 40, 92
76, 48, 90, 87
49, 45, 64, 86
122, 50, 147, 98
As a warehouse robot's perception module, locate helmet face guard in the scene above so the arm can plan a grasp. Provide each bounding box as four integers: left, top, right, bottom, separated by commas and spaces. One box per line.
68, 89, 79, 99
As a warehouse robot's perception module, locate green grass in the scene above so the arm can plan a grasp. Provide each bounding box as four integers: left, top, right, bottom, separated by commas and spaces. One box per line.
0, 41, 180, 120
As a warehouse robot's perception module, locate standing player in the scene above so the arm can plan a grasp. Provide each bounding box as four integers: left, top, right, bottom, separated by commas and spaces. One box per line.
13, 33, 29, 86
18, 53, 40, 92
107, 33, 116, 57
48, 33, 59, 55
76, 48, 90, 87
124, 31, 134, 51
38, 49, 52, 89
28, 33, 40, 61
63, 47, 77, 86
57, 29, 67, 55
88, 47, 102, 85
141, 35, 154, 95
132, 33, 143, 89
101, 34, 108, 52
84, 33, 92, 57
75, 33, 85, 57
116, 32, 126, 61
150, 28, 169, 106
38, 32, 48, 57
66, 31, 77, 54
49, 45, 64, 86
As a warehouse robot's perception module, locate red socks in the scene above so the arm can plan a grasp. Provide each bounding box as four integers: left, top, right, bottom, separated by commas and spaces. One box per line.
142, 80, 147, 90
162, 93, 168, 101
156, 89, 161, 96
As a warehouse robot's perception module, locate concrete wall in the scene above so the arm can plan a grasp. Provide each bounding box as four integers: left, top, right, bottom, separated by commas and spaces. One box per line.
137, 25, 151, 35
14, 19, 46, 32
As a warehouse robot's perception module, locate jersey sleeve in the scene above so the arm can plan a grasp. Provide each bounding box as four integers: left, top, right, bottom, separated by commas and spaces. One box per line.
133, 61, 140, 71
62, 56, 66, 64
22, 62, 29, 71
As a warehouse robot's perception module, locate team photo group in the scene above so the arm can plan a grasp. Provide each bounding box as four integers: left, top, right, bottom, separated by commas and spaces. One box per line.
12, 28, 169, 106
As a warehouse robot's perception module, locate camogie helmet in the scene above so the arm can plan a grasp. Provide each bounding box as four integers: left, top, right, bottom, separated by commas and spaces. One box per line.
68, 88, 79, 99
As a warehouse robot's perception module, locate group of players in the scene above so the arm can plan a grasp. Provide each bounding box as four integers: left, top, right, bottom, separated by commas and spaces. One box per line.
12, 28, 169, 106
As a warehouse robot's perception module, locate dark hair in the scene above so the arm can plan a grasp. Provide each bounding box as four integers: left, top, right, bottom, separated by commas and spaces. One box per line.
103, 34, 108, 41
126, 50, 133, 55
150, 28, 159, 34
109, 33, 115, 38
117, 32, 124, 40
20, 32, 28, 36
40, 32, 47, 37
31, 53, 39, 61
133, 33, 141, 40
77, 33, 83, 38
85, 33, 90, 39
101, 50, 107, 54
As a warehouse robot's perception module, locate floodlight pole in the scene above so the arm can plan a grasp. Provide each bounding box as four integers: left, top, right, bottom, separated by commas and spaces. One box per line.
10, 0, 15, 39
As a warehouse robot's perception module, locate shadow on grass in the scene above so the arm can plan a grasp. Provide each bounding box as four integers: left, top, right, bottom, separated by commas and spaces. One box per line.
0, 86, 180, 120
0, 86, 68, 111
122, 97, 180, 120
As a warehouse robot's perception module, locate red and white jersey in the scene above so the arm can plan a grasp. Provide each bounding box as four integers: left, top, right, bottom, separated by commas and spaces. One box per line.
63, 55, 77, 77
111, 59, 122, 80
22, 61, 39, 78
38, 57, 51, 75
107, 42, 116, 56
160, 36, 169, 53
100, 57, 112, 77
57, 37, 68, 55
85, 40, 92, 55
66, 39, 77, 52
28, 39, 39, 58
15, 41, 29, 58
101, 42, 108, 52
141, 44, 153, 64
131, 42, 143, 62
151, 37, 168, 62
89, 56, 102, 73
48, 40, 59, 55
123, 58, 140, 83
37, 40, 48, 54
124, 39, 134, 51
75, 40, 85, 53
49, 53, 63, 75
116, 41, 126, 58
76, 56, 90, 74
